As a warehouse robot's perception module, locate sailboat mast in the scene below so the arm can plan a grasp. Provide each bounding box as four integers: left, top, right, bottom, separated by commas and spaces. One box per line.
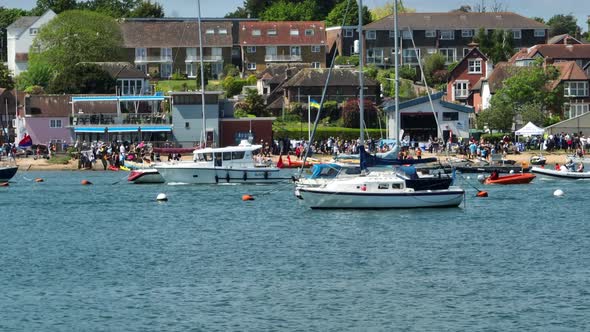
197, 0, 207, 147
357, 0, 364, 146
393, 0, 399, 147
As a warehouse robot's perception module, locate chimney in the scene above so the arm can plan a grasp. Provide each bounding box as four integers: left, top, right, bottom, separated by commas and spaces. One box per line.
544, 56, 554, 69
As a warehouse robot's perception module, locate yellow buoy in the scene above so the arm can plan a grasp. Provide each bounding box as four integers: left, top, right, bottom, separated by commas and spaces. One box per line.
242, 194, 255, 201
81, 180, 92, 185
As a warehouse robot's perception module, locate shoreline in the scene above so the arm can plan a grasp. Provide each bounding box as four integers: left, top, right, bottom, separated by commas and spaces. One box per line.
6, 150, 577, 171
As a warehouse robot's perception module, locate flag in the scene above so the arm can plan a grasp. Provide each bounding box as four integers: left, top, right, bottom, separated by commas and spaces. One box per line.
276, 155, 284, 168
18, 134, 32, 148
309, 99, 321, 109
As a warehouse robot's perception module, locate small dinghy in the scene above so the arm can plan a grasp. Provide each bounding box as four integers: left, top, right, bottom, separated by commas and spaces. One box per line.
483, 172, 536, 185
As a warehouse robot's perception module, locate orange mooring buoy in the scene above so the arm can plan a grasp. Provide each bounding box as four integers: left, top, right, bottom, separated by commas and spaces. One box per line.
476, 191, 488, 197
242, 194, 255, 201
0, 182, 9, 187
81, 180, 92, 185
35, 178, 44, 182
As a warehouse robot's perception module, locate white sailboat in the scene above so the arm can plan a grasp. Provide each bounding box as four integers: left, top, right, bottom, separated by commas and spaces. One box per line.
296, 0, 464, 209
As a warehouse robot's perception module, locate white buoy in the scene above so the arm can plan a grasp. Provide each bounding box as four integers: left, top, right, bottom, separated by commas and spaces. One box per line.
509, 170, 515, 174
156, 193, 168, 201
466, 176, 471, 180
553, 189, 564, 197
477, 174, 485, 182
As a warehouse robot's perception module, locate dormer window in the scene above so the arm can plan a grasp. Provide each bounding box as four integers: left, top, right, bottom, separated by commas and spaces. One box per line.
267, 29, 277, 36
468, 59, 482, 74
305, 29, 314, 36
206, 29, 214, 34
218, 28, 228, 34
252, 29, 261, 36
290, 29, 299, 36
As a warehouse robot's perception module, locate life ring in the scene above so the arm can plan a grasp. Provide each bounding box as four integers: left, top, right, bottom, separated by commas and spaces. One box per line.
226, 173, 230, 183
214, 175, 219, 183
243, 172, 247, 181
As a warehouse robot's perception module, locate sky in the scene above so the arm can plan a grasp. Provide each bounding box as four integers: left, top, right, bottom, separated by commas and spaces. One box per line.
1, 0, 588, 31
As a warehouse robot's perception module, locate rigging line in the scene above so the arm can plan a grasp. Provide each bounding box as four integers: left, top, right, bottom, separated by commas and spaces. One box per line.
298, 0, 354, 179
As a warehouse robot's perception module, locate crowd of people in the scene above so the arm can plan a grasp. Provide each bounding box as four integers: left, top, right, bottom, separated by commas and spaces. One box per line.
76, 140, 154, 170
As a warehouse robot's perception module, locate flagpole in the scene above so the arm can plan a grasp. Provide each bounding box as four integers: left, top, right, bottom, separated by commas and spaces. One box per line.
307, 95, 311, 142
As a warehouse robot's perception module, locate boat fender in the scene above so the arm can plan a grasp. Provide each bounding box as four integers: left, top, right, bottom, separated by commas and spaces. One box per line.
264, 171, 268, 180
226, 173, 230, 183
243, 172, 247, 181
214, 175, 219, 184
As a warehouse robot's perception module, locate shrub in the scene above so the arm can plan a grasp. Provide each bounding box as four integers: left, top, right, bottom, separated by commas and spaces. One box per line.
246, 74, 257, 85
341, 99, 380, 128
399, 65, 417, 81
171, 72, 186, 80
334, 55, 359, 66
224, 64, 240, 77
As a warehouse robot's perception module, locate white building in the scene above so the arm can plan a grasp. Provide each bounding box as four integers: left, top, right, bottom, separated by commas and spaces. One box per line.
6, 10, 56, 76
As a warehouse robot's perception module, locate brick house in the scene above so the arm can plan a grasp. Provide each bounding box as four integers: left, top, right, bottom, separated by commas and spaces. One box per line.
360, 11, 547, 67
446, 47, 492, 112
326, 25, 359, 62
509, 44, 590, 77
239, 21, 326, 74
120, 18, 255, 79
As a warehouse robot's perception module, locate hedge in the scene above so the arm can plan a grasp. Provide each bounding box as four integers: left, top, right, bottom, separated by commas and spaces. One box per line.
276, 127, 385, 141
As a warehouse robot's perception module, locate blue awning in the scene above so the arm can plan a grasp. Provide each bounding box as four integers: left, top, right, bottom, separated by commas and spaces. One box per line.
74, 127, 106, 133
72, 95, 165, 103
140, 126, 172, 132
108, 126, 139, 133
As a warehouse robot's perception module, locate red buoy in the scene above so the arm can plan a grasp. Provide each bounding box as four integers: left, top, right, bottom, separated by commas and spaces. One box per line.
242, 194, 255, 201
476, 191, 488, 197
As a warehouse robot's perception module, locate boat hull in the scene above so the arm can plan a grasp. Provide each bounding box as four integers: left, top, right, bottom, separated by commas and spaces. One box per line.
531, 167, 590, 179
297, 187, 464, 209
155, 166, 294, 184
456, 165, 531, 173
128, 169, 165, 184
483, 173, 536, 185
0, 166, 18, 182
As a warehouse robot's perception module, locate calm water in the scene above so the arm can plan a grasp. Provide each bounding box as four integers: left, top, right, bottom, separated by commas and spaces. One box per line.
1, 170, 589, 331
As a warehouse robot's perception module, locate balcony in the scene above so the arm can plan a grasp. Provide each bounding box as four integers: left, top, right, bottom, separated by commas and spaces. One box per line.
185, 55, 223, 62
264, 55, 303, 62
71, 113, 171, 126
134, 56, 173, 63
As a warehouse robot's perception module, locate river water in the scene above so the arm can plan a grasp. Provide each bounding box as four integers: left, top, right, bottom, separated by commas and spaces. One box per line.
1, 171, 589, 331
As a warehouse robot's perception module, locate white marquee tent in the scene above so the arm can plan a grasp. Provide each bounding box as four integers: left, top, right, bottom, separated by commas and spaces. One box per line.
515, 122, 544, 136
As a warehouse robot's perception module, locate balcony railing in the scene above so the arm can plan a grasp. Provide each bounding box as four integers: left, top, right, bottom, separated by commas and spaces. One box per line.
185, 55, 223, 62
134, 56, 173, 63
71, 113, 171, 126
264, 54, 303, 62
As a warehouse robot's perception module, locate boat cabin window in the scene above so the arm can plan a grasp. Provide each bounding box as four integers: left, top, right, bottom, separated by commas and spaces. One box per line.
391, 183, 402, 189
232, 151, 245, 160
320, 167, 339, 177
203, 153, 213, 161
195, 153, 204, 161
214, 153, 222, 166
252, 149, 261, 156
344, 167, 361, 175
223, 152, 232, 161
378, 184, 389, 189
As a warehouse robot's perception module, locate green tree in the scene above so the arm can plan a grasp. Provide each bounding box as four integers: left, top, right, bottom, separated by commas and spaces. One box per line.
31, 10, 125, 73
195, 63, 211, 89
370, 1, 415, 21
48, 63, 116, 94
129, 0, 164, 18
398, 65, 417, 81
477, 97, 515, 132
0, 63, 15, 90
16, 60, 54, 89
532, 16, 545, 24
547, 14, 580, 37
326, 0, 372, 27
341, 99, 379, 128
519, 102, 547, 126
240, 88, 268, 117
423, 52, 446, 86
78, 0, 139, 18
30, 0, 78, 15
260, 0, 317, 21
475, 28, 514, 63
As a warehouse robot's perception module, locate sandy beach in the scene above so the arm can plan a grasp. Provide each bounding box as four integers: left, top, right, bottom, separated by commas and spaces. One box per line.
6, 150, 576, 172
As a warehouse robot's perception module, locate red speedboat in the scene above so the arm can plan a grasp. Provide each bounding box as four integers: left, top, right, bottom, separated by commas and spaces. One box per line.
483, 172, 536, 185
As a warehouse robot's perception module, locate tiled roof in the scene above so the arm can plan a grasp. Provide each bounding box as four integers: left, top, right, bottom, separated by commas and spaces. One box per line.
27, 95, 118, 117
256, 63, 311, 84
240, 21, 325, 46
547, 34, 582, 45
282, 68, 378, 88
364, 12, 547, 30
486, 62, 523, 93
6, 16, 39, 30
549, 61, 589, 89
510, 44, 590, 62
449, 47, 488, 77
120, 21, 233, 48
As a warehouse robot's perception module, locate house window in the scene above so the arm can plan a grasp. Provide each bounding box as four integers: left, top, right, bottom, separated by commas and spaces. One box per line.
185, 122, 190, 128
534, 29, 546, 37
305, 29, 314, 36
389, 30, 396, 38
218, 28, 228, 34
50, 119, 62, 128
366, 30, 376, 40
246, 63, 256, 70
402, 48, 420, 64
566, 103, 590, 119
439, 48, 456, 63
443, 112, 459, 121
186, 63, 197, 77
367, 48, 384, 64
246, 46, 256, 53
312, 62, 321, 68
440, 30, 454, 40
290, 46, 301, 56
461, 29, 474, 38
290, 29, 299, 36
267, 29, 277, 36
136, 64, 147, 73
266, 46, 277, 56
426, 48, 437, 55
564, 81, 589, 97
311, 45, 321, 53
160, 63, 172, 78
401, 30, 412, 40
425, 30, 436, 38
344, 29, 353, 37
206, 29, 215, 34
161, 48, 172, 61
30, 28, 39, 35
463, 48, 471, 57
135, 47, 147, 61
454, 81, 469, 99
468, 59, 482, 73
252, 29, 261, 36
186, 47, 197, 61
512, 29, 522, 39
